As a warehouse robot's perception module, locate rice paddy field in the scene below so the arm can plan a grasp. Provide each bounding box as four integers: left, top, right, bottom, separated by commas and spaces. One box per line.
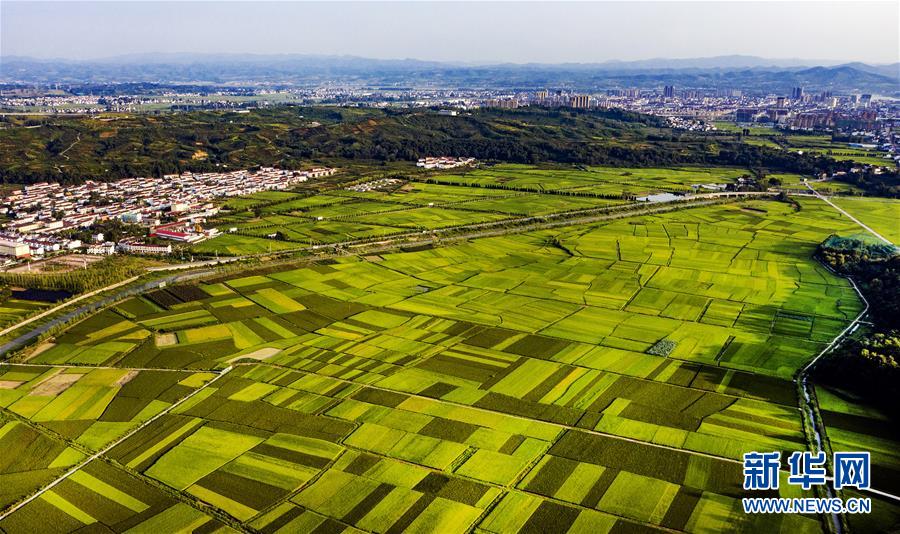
427, 165, 751, 196
0, 365, 227, 530
3, 194, 897, 533
195, 165, 765, 256
825, 197, 900, 244
814, 385, 900, 533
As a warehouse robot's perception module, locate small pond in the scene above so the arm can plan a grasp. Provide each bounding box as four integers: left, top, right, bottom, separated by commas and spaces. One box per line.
10, 288, 73, 303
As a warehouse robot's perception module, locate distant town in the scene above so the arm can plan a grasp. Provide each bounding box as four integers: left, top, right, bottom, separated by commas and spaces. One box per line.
481, 87, 897, 157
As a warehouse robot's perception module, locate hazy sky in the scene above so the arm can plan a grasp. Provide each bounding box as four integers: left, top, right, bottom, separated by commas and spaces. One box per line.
2, 1, 898, 64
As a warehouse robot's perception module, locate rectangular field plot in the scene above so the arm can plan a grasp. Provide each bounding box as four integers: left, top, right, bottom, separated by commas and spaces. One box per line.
459, 193, 624, 216
351, 207, 508, 229
191, 233, 302, 255
101, 366, 356, 522
0, 298, 48, 329
528, 430, 821, 532
287, 453, 500, 533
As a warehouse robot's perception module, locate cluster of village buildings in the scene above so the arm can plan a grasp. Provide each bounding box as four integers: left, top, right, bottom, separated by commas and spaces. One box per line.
416, 157, 476, 169
0, 166, 336, 259
346, 178, 405, 193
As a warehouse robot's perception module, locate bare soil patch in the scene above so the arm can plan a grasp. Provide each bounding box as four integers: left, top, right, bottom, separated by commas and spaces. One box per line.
5, 254, 105, 274
229, 347, 281, 363
156, 333, 177, 347
30, 373, 83, 396
115, 370, 139, 386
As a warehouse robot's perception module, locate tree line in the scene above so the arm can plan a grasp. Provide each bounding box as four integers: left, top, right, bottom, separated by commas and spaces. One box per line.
0, 256, 147, 294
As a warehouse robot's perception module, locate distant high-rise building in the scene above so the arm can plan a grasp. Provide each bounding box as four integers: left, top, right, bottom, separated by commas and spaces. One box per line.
776, 96, 786, 108
663, 85, 675, 98
791, 87, 804, 100
485, 98, 518, 109
535, 90, 548, 102
860, 94, 872, 107
570, 95, 590, 108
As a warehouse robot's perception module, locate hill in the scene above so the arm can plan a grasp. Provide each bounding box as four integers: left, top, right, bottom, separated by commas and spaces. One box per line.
0, 106, 851, 184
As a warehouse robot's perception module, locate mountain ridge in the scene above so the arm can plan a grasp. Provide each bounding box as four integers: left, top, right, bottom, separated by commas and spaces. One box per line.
2, 54, 897, 93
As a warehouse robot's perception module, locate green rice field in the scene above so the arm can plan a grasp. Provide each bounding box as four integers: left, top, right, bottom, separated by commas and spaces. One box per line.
3, 194, 897, 532
427, 165, 751, 196
195, 165, 767, 256
826, 197, 900, 244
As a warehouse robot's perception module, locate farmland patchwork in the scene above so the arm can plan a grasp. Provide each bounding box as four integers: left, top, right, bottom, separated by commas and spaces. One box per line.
2, 197, 898, 533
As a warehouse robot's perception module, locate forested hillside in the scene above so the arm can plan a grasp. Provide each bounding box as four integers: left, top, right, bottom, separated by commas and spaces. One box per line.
0, 106, 864, 185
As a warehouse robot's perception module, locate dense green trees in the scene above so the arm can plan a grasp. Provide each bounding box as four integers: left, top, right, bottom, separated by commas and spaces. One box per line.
818, 235, 899, 327
0, 256, 148, 293
814, 236, 900, 411
832, 168, 900, 197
